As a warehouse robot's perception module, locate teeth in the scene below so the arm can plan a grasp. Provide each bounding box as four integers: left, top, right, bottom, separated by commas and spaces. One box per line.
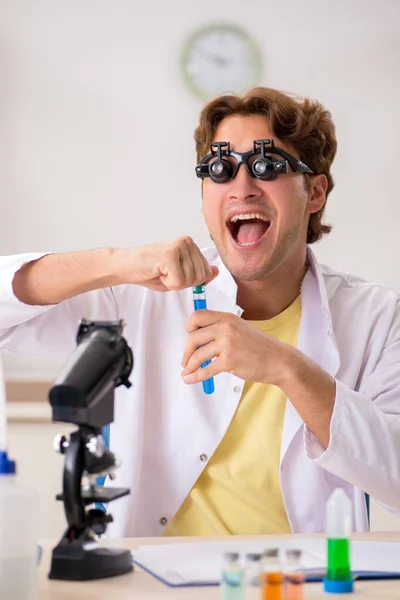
229, 213, 269, 223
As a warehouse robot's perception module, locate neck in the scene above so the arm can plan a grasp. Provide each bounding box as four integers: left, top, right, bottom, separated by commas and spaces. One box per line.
235, 252, 308, 321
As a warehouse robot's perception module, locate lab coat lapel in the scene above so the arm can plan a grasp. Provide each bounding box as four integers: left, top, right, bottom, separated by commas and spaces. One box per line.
280, 250, 341, 462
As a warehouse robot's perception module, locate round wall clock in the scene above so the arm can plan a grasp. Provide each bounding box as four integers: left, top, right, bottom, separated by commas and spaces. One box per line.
180, 23, 262, 100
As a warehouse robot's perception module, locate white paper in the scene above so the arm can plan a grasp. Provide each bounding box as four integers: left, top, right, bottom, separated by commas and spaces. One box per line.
132, 538, 400, 586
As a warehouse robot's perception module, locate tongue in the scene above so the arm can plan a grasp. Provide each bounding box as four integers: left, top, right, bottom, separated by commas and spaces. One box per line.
236, 220, 268, 245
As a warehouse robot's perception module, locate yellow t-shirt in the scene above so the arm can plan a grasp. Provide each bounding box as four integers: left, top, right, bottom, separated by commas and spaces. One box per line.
164, 295, 302, 536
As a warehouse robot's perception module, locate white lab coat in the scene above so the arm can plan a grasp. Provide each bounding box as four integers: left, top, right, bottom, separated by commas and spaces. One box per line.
0, 246, 400, 537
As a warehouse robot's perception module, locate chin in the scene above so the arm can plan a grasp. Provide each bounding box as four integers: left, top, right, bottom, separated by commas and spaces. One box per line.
225, 261, 275, 281
216, 244, 276, 281
215, 229, 299, 282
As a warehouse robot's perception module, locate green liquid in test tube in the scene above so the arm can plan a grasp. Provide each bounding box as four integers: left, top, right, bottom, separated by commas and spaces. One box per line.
323, 488, 354, 594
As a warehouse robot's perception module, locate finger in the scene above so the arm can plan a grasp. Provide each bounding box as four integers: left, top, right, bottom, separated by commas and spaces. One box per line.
181, 342, 218, 376
182, 356, 221, 384
178, 239, 195, 286
143, 277, 173, 292
185, 240, 219, 286
200, 255, 218, 285
205, 264, 219, 284
181, 327, 216, 367
186, 310, 225, 333
185, 241, 207, 286
159, 244, 188, 290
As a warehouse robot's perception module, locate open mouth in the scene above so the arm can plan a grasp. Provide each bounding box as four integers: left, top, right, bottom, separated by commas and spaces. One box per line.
227, 212, 271, 247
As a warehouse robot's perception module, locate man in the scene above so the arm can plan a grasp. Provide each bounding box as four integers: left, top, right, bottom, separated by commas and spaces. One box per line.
1, 87, 399, 537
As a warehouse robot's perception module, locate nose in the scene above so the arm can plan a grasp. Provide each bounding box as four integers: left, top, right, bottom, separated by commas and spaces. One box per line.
227, 161, 262, 202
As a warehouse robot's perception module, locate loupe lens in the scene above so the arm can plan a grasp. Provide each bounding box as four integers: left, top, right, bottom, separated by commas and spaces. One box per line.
210, 161, 224, 175
252, 158, 274, 180
209, 160, 232, 183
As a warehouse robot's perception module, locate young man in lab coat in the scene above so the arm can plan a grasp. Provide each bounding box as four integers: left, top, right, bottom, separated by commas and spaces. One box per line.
1, 87, 399, 537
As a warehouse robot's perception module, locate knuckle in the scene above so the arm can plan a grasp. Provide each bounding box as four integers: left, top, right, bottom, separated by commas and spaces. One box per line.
222, 319, 235, 335
178, 235, 193, 247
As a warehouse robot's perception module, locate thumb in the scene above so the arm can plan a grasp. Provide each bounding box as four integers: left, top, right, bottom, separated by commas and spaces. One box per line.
205, 265, 219, 284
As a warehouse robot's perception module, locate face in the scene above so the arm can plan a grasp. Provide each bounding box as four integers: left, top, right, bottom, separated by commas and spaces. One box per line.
202, 114, 326, 281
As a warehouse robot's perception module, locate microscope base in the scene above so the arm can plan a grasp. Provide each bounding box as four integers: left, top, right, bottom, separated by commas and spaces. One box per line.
49, 535, 133, 581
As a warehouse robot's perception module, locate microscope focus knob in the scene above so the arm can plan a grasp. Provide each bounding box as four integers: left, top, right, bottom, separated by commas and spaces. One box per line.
53, 434, 69, 455
86, 434, 105, 458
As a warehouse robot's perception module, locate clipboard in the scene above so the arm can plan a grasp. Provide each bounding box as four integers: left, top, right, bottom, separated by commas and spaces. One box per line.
132, 538, 400, 587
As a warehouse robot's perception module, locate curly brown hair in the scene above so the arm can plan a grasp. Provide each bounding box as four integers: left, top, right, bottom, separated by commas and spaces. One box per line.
194, 87, 337, 244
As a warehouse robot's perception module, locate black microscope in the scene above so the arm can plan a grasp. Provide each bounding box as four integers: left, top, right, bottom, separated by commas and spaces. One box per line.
48, 319, 134, 581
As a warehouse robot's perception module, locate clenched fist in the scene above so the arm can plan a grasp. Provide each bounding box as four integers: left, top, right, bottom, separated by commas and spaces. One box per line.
116, 236, 219, 291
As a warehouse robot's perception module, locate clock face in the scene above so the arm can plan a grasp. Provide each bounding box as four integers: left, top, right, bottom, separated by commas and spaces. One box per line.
181, 23, 262, 100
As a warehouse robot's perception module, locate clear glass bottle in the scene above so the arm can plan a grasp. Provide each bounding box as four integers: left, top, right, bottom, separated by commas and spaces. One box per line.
0, 451, 38, 600
261, 548, 282, 600
243, 552, 261, 600
221, 551, 243, 600
283, 549, 304, 600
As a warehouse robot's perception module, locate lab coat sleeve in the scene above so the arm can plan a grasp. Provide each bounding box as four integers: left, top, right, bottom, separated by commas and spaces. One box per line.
304, 299, 400, 512
0, 253, 144, 361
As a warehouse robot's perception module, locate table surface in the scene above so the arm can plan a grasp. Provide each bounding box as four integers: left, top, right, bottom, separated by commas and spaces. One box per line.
37, 532, 400, 599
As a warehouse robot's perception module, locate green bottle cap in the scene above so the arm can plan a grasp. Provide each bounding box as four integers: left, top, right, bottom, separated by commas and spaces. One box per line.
193, 284, 205, 294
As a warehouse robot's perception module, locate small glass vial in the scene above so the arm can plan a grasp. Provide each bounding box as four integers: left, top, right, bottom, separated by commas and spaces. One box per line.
243, 553, 261, 600
283, 549, 304, 600
220, 552, 243, 600
261, 548, 282, 600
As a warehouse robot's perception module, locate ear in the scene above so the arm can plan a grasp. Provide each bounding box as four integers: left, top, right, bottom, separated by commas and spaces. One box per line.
306, 174, 328, 215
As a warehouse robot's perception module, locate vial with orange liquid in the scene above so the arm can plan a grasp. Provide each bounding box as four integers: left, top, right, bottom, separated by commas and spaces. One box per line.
261, 548, 282, 600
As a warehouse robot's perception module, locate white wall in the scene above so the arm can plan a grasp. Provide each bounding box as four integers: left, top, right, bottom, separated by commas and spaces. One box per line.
1, 0, 400, 534
1, 0, 400, 377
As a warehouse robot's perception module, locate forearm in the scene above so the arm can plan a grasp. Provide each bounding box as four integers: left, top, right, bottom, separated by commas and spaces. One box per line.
12, 247, 124, 305
276, 346, 336, 449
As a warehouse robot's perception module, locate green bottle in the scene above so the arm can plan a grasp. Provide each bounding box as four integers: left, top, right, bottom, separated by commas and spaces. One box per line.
324, 488, 354, 594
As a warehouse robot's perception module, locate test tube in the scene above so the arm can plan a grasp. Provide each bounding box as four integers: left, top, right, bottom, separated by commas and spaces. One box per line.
283, 549, 304, 600
261, 548, 282, 600
323, 488, 354, 594
220, 552, 243, 600
192, 284, 214, 394
243, 553, 262, 600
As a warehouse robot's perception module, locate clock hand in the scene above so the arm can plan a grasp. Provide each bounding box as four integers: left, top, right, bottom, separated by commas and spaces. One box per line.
201, 50, 232, 67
